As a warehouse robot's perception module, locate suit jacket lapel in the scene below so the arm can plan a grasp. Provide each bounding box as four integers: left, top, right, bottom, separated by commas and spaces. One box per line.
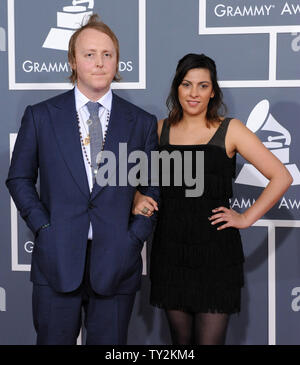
48, 89, 90, 199
91, 93, 134, 199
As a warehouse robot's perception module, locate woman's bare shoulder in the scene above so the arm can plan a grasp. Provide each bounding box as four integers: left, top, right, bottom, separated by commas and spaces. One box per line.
227, 118, 250, 134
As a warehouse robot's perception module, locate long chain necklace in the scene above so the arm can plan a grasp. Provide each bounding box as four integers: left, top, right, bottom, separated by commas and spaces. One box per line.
77, 108, 110, 171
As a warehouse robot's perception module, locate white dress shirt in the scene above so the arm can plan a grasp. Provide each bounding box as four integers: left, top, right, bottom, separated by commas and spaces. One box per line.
74, 86, 113, 240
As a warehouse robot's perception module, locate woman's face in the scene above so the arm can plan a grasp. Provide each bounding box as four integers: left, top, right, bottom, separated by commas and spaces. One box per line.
178, 68, 215, 117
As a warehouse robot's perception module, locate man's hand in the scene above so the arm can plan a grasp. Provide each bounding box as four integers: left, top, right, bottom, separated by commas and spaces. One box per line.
132, 191, 158, 217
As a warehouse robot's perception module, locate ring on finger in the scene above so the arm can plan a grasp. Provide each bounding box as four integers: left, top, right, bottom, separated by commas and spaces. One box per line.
142, 207, 149, 214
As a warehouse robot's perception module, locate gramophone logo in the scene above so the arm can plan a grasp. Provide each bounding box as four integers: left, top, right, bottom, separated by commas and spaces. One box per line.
43, 0, 94, 51
235, 99, 300, 187
8, 0, 145, 90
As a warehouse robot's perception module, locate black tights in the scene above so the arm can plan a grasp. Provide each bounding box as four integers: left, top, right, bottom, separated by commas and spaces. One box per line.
165, 309, 229, 345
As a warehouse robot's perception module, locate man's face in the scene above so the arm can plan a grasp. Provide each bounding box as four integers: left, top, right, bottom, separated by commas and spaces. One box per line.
71, 28, 118, 100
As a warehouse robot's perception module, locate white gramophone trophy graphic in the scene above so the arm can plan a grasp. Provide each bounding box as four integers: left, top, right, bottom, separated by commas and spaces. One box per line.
235, 99, 300, 187
43, 0, 94, 51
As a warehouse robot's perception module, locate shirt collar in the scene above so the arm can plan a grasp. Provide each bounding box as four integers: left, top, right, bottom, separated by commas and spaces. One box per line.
75, 86, 113, 112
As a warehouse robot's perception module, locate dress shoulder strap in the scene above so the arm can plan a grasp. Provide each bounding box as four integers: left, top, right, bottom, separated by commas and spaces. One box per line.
159, 118, 170, 146
209, 118, 233, 149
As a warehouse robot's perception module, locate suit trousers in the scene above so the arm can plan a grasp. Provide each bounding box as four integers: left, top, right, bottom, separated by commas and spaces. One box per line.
32, 240, 136, 345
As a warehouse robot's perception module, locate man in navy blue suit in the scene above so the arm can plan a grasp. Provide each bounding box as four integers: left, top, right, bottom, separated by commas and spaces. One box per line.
6, 14, 159, 345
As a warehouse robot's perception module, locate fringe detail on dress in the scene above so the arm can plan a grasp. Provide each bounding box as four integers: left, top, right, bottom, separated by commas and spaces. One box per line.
150, 259, 244, 288
152, 198, 245, 270
150, 283, 242, 314
151, 239, 244, 270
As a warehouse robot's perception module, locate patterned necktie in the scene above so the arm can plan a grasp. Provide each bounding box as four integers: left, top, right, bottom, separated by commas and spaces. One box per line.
86, 101, 103, 183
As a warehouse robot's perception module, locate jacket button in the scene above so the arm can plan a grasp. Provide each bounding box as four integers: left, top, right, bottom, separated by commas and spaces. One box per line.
88, 202, 95, 209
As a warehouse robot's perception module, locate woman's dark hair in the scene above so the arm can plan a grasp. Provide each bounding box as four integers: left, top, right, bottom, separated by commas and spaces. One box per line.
166, 53, 227, 126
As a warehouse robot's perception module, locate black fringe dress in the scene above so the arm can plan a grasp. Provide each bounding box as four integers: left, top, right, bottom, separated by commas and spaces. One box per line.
150, 118, 245, 314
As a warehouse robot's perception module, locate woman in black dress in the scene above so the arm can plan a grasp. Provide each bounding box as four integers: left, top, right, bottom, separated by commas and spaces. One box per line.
132, 54, 292, 345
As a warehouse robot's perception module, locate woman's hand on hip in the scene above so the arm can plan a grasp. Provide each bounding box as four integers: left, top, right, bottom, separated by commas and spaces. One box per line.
209, 206, 249, 230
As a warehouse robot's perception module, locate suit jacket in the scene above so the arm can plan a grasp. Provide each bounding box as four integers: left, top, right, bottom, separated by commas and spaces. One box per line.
6, 89, 159, 295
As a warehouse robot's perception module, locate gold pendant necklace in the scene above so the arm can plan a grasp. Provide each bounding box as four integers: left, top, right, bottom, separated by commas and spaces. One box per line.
76, 108, 110, 169
84, 135, 90, 146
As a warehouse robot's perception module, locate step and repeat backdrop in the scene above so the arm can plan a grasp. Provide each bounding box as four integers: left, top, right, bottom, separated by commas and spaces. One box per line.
0, 0, 300, 345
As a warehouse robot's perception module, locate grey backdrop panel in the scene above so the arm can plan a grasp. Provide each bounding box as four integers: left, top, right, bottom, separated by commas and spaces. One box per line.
1, 0, 300, 345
